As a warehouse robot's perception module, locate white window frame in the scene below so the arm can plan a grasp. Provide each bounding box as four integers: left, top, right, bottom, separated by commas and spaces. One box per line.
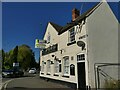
63, 56, 69, 76
69, 27, 75, 43
54, 60, 59, 74
47, 60, 51, 73
77, 54, 85, 62
41, 61, 44, 73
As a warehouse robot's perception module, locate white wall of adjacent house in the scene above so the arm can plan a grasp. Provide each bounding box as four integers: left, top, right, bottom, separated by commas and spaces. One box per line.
86, 2, 118, 88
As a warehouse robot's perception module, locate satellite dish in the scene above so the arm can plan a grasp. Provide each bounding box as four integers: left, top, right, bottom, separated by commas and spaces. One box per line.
77, 41, 85, 50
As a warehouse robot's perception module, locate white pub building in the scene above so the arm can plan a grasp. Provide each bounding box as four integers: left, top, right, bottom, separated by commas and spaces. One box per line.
39, 1, 119, 89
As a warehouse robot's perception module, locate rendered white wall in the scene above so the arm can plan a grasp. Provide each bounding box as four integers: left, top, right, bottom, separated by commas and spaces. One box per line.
86, 2, 118, 88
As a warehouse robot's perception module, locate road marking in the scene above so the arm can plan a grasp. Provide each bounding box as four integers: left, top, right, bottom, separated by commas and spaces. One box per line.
3, 79, 14, 90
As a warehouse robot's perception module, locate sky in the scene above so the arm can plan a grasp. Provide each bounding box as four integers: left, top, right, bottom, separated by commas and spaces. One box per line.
2, 2, 119, 62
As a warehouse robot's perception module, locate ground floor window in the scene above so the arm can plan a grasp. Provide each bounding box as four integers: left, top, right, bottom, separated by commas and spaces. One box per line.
63, 56, 69, 75
47, 60, 51, 73
54, 60, 59, 73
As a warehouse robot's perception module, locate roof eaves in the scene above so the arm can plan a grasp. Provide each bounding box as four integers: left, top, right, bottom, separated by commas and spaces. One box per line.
49, 22, 63, 33
75, 2, 103, 22
86, 2, 103, 17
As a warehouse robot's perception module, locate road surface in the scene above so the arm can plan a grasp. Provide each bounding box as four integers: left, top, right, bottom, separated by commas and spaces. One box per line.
2, 73, 73, 90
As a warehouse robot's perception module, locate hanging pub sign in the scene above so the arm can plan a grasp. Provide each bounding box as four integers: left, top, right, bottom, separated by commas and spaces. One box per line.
35, 39, 46, 49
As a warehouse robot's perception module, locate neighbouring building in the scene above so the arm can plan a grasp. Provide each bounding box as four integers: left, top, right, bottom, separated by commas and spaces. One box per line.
40, 1, 119, 89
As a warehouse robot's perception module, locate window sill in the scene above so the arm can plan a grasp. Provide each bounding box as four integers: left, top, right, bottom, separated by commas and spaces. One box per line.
41, 73, 44, 75
62, 75, 69, 78
67, 41, 76, 46
46, 73, 51, 75
54, 74, 59, 76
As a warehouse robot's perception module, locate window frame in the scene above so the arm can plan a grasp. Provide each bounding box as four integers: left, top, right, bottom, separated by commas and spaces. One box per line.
63, 56, 69, 76
68, 27, 75, 43
54, 60, 60, 74
47, 60, 51, 74
77, 54, 85, 62
41, 61, 44, 73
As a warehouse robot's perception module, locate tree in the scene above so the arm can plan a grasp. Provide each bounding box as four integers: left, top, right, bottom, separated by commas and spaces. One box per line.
12, 46, 18, 63
1, 44, 36, 70
0, 49, 5, 69
17, 44, 36, 70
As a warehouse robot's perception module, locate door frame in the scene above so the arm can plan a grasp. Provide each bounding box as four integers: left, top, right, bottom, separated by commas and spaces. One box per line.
77, 53, 89, 89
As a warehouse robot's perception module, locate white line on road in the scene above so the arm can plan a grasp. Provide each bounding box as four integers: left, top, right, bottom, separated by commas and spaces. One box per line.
3, 77, 32, 89
3, 79, 14, 90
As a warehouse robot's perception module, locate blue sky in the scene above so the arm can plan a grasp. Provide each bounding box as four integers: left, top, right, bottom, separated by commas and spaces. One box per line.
2, 2, 119, 62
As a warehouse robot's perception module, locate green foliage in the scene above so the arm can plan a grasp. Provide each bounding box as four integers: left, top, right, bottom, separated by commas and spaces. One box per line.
17, 44, 36, 70
12, 46, 18, 63
0, 49, 5, 69
2, 44, 37, 70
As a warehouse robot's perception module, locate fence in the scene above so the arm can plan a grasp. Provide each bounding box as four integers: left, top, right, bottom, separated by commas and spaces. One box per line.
94, 63, 120, 89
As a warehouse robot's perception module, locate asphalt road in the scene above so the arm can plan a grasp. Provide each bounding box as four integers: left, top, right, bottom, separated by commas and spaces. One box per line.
2, 72, 37, 90
2, 73, 72, 90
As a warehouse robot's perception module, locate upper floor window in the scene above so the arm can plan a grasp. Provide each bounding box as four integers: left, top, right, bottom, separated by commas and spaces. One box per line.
69, 27, 75, 43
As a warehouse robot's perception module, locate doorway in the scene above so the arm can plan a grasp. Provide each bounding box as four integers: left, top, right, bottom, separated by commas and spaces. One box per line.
77, 54, 86, 89
77, 62, 86, 89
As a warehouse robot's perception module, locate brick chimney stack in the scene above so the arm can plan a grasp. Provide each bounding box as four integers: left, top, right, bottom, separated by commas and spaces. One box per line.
72, 8, 80, 21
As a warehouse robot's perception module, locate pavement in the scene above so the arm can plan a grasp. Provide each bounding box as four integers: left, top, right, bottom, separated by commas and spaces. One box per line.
2, 73, 73, 90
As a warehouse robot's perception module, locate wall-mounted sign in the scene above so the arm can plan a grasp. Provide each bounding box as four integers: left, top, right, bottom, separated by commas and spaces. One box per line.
77, 41, 85, 50
35, 39, 46, 49
75, 24, 82, 34
70, 64, 75, 75
71, 56, 74, 60
75, 21, 85, 35
42, 44, 58, 56
79, 34, 88, 40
